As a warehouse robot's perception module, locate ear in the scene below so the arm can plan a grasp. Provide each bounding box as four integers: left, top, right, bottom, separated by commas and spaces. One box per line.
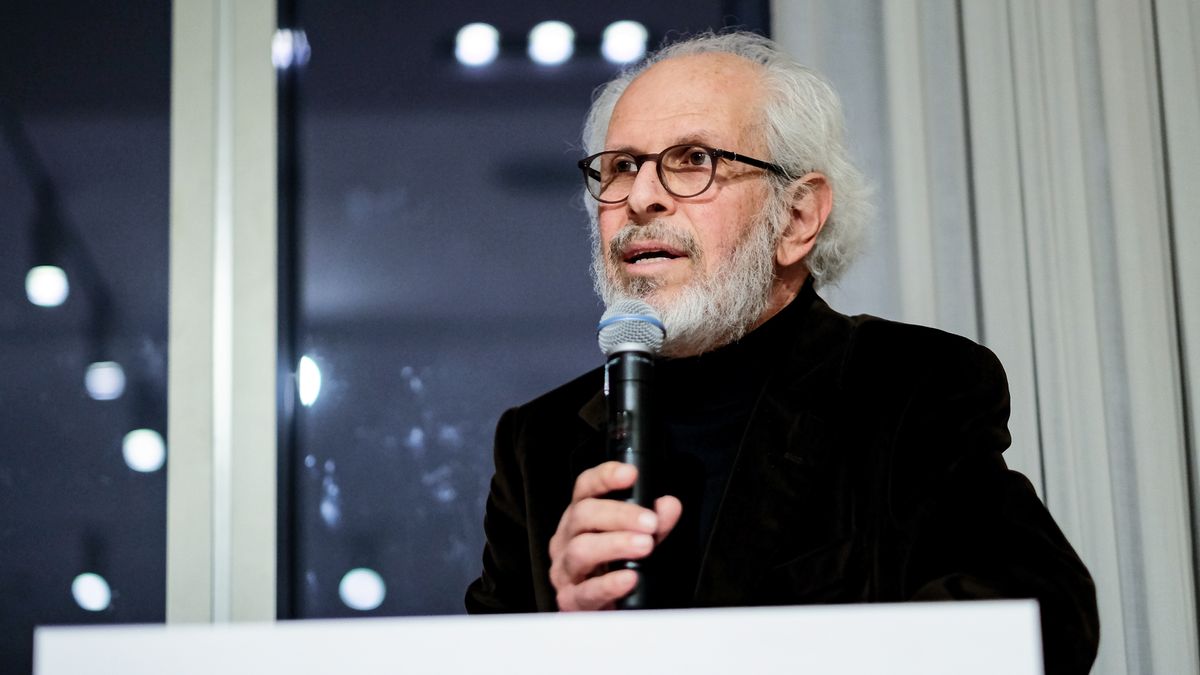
775, 173, 832, 268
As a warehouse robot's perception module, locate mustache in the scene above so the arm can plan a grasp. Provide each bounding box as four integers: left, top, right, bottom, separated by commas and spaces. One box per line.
606, 221, 703, 266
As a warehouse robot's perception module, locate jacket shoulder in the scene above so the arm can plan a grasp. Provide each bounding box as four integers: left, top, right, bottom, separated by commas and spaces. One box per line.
498, 366, 605, 458
511, 366, 603, 421
841, 315, 1005, 384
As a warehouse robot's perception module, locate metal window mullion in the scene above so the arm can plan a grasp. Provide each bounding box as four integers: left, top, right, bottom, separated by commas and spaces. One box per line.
168, 0, 277, 624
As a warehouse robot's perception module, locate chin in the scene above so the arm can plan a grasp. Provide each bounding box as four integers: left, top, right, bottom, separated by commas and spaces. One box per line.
615, 273, 686, 306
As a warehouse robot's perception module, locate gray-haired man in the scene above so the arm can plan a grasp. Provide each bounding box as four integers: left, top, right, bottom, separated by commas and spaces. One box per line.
467, 32, 1098, 675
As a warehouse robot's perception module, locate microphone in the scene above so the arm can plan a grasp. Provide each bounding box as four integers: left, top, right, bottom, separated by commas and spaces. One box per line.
597, 299, 665, 610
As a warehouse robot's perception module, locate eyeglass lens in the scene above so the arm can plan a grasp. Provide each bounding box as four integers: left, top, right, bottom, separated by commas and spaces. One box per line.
586, 145, 716, 202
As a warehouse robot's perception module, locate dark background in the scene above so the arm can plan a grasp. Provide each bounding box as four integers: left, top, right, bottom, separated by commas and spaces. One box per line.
0, 2, 171, 673
281, 0, 771, 619
0, 1, 769, 671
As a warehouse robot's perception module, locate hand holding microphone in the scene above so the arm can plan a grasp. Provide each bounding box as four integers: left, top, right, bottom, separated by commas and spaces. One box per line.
546, 300, 681, 611
596, 299, 666, 609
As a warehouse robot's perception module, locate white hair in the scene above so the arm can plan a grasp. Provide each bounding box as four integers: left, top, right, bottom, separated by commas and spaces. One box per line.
581, 31, 871, 287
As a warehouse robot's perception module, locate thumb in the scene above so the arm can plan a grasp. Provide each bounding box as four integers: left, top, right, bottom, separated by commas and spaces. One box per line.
652, 495, 683, 543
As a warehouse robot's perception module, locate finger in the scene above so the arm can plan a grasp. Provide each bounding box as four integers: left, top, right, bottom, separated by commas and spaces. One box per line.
561, 497, 659, 541
559, 569, 638, 612
561, 531, 655, 582
653, 495, 683, 543
571, 461, 638, 503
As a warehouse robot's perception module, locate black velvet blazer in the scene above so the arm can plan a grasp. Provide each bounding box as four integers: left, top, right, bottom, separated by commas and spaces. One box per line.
466, 284, 1099, 674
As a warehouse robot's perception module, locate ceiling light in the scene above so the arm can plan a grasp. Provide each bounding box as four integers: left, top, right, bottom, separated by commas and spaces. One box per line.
528, 21, 574, 66
455, 23, 500, 67
602, 21, 648, 64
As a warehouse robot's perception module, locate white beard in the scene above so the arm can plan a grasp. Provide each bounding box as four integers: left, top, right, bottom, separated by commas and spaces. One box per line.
591, 207, 781, 358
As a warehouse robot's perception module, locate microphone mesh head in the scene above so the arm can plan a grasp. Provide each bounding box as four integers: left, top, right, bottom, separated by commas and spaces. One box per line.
597, 299, 666, 356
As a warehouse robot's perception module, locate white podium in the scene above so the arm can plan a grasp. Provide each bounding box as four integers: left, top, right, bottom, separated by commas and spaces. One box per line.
35, 600, 1043, 674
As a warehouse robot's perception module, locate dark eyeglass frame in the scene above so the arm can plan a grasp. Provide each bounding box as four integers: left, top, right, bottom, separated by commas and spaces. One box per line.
577, 144, 792, 204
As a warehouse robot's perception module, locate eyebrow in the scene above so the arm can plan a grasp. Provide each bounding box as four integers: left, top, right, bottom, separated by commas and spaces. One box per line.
610, 130, 725, 154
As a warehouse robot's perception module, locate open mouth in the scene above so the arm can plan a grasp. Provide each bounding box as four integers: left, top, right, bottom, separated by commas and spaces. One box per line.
622, 244, 686, 265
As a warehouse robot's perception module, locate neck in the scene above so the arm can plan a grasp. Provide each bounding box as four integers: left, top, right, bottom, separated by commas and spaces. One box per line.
747, 268, 809, 334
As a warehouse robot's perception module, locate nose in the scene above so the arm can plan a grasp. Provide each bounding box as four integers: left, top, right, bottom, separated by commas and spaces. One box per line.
624, 161, 675, 223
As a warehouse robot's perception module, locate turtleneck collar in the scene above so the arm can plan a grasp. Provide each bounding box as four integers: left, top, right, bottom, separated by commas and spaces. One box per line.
657, 278, 817, 410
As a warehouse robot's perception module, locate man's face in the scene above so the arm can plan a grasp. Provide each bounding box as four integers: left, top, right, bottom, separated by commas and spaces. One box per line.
597, 53, 773, 304
593, 53, 781, 356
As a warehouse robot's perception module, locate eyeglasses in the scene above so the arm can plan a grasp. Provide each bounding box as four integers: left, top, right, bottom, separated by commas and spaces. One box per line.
578, 144, 790, 204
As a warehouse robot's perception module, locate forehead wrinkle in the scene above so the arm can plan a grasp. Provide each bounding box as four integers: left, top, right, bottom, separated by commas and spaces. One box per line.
605, 56, 770, 156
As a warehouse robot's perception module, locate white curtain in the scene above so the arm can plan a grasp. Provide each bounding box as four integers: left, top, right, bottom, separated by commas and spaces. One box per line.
773, 1, 1200, 673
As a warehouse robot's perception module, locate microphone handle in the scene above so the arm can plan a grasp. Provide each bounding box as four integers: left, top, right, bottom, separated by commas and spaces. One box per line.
604, 349, 658, 610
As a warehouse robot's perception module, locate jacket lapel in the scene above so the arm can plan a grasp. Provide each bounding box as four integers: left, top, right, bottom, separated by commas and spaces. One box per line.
570, 390, 607, 478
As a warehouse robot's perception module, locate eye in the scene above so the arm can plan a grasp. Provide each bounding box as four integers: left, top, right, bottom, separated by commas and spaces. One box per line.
612, 157, 639, 173
683, 148, 712, 167
663, 145, 713, 170
600, 152, 638, 177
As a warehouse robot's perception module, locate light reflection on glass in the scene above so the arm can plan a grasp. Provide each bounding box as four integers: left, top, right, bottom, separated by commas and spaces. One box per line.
437, 424, 462, 448
71, 572, 112, 611
338, 567, 386, 611
272, 28, 311, 69
320, 459, 342, 528
85, 361, 126, 401
298, 354, 322, 407
122, 428, 166, 472
406, 426, 425, 450
25, 265, 70, 307
407, 375, 424, 395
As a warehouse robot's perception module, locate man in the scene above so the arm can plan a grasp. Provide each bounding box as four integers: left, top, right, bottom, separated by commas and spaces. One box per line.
466, 31, 1099, 674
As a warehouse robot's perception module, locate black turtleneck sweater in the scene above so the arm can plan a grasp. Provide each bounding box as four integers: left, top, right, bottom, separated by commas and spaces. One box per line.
650, 284, 810, 606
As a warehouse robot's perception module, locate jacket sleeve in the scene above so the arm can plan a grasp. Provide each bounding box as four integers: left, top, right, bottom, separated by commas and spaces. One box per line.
465, 407, 538, 613
891, 341, 1099, 675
